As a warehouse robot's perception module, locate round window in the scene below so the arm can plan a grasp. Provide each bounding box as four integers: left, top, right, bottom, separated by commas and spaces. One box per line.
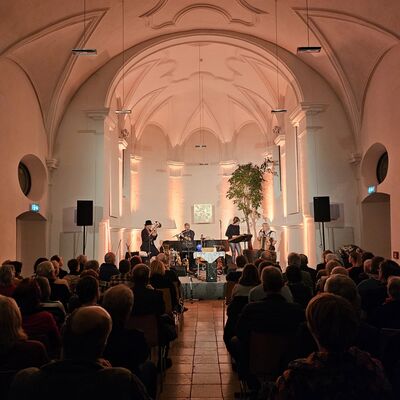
18, 162, 32, 196
376, 152, 388, 184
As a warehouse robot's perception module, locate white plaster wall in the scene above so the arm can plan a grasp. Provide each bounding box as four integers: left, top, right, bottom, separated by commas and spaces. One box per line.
360, 43, 400, 257
0, 59, 49, 263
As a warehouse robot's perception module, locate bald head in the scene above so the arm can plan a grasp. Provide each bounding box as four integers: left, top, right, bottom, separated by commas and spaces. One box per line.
103, 285, 134, 327
62, 306, 112, 360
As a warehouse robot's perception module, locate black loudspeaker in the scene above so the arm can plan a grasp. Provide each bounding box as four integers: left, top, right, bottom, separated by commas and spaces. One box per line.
313, 196, 331, 222
76, 200, 93, 226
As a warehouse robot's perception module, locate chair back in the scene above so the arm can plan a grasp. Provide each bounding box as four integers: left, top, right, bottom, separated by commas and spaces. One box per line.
159, 288, 173, 314
173, 282, 183, 303
248, 331, 294, 379
0, 370, 18, 400
225, 281, 236, 305
126, 314, 159, 347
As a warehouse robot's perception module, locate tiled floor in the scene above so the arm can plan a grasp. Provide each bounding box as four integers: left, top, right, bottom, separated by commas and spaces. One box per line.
160, 300, 240, 400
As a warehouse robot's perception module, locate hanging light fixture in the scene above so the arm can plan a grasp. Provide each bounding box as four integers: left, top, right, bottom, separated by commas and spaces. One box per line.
72, 0, 97, 56
297, 0, 321, 53
196, 44, 208, 165
271, 0, 287, 113
115, 0, 131, 114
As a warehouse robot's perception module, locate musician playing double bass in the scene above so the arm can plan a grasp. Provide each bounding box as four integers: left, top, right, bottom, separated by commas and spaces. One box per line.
140, 220, 160, 258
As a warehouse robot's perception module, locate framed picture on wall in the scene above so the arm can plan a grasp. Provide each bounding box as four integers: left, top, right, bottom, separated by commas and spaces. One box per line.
192, 203, 214, 224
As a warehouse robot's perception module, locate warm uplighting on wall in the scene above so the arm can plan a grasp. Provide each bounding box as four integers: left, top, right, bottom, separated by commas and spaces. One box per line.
130, 155, 141, 212
168, 162, 184, 235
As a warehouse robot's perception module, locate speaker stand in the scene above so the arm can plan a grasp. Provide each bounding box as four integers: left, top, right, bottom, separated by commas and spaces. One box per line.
320, 222, 326, 251
82, 225, 86, 255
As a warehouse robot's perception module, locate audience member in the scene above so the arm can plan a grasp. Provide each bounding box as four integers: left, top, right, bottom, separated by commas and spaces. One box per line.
379, 259, 400, 284
35, 276, 66, 327
110, 259, 133, 288
9, 261, 23, 281
233, 267, 305, 386
0, 264, 17, 297
357, 256, 386, 317
370, 276, 400, 329
286, 252, 313, 292
130, 255, 143, 269
285, 265, 312, 308
249, 261, 293, 303
76, 254, 88, 272
82, 259, 100, 277
103, 285, 157, 398
315, 250, 333, 272
232, 263, 260, 298
273, 293, 392, 400
149, 259, 177, 310
325, 274, 379, 356
330, 266, 349, 276
226, 255, 247, 282
33, 257, 48, 275
0, 295, 48, 371
50, 255, 67, 279
64, 258, 81, 292
156, 252, 180, 286
10, 306, 151, 400
12, 278, 61, 356
36, 261, 70, 308
68, 275, 99, 312
299, 254, 317, 285
348, 251, 364, 284
99, 252, 119, 282
315, 259, 342, 293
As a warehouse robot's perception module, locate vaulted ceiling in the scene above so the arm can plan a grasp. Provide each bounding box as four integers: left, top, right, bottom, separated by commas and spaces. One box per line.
1, 0, 399, 152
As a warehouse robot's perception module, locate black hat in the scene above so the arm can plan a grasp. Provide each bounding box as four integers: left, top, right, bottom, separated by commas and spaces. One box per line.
145, 220, 152, 226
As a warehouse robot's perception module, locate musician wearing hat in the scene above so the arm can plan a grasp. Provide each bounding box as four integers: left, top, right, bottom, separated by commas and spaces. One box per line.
140, 220, 160, 258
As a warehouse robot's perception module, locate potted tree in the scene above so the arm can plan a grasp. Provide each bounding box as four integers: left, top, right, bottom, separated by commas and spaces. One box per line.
226, 162, 267, 251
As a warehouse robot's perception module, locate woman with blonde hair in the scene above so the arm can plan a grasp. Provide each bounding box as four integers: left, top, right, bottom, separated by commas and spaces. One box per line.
0, 295, 48, 371
149, 259, 178, 310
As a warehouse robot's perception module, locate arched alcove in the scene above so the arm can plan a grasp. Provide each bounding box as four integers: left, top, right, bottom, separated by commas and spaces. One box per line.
361, 193, 391, 257
16, 211, 47, 276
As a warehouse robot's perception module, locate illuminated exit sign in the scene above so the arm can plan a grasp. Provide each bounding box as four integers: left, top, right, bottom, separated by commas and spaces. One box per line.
368, 186, 376, 194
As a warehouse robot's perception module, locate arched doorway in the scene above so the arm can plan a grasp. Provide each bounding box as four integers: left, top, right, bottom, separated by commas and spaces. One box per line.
16, 212, 47, 276
361, 193, 391, 257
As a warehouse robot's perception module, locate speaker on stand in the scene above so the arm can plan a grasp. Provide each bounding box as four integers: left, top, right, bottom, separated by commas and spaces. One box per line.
313, 196, 331, 251
76, 200, 94, 255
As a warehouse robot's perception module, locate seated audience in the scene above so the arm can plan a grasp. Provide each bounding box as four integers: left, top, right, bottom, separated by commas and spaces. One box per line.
348, 250, 364, 284
50, 255, 67, 279
249, 261, 293, 303
272, 293, 392, 400
315, 250, 333, 272
68, 275, 99, 312
12, 278, 60, 357
99, 252, 119, 282
64, 259, 81, 292
103, 285, 156, 398
0, 264, 17, 297
330, 266, 349, 276
0, 295, 48, 371
33, 258, 48, 275
156, 253, 180, 286
149, 259, 177, 310
82, 259, 100, 278
232, 267, 305, 385
285, 253, 313, 293
10, 306, 151, 400
315, 259, 342, 293
299, 254, 317, 285
36, 261, 70, 308
76, 254, 88, 272
226, 255, 247, 282
130, 255, 143, 270
285, 265, 312, 308
35, 276, 66, 327
370, 276, 400, 329
231, 263, 260, 298
325, 274, 380, 356
10, 261, 23, 281
110, 259, 132, 288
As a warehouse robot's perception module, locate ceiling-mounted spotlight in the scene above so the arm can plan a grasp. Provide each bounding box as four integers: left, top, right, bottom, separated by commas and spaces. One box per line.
297, 0, 321, 54
271, 0, 287, 114
297, 46, 321, 54
115, 109, 132, 115
72, 0, 97, 56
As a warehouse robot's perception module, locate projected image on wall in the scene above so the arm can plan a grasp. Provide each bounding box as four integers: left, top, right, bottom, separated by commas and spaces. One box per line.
193, 204, 213, 224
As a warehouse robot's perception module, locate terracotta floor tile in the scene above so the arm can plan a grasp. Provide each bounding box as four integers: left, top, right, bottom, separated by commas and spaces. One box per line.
162, 384, 191, 397
171, 355, 194, 364
164, 373, 193, 385
191, 385, 222, 398
194, 355, 219, 364
218, 363, 234, 372
220, 373, 238, 384
218, 355, 231, 363
168, 363, 193, 373
194, 348, 217, 355
193, 363, 220, 373
192, 373, 221, 384
195, 341, 217, 348
170, 347, 194, 356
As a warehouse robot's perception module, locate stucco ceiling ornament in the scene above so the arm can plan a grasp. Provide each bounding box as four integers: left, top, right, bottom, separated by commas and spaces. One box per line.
272, 125, 281, 136
119, 128, 130, 140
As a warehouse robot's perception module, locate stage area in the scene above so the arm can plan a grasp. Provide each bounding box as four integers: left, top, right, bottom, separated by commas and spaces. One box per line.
179, 275, 226, 300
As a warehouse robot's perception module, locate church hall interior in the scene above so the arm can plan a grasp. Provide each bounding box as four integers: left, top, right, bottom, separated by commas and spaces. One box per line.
1, 1, 400, 400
